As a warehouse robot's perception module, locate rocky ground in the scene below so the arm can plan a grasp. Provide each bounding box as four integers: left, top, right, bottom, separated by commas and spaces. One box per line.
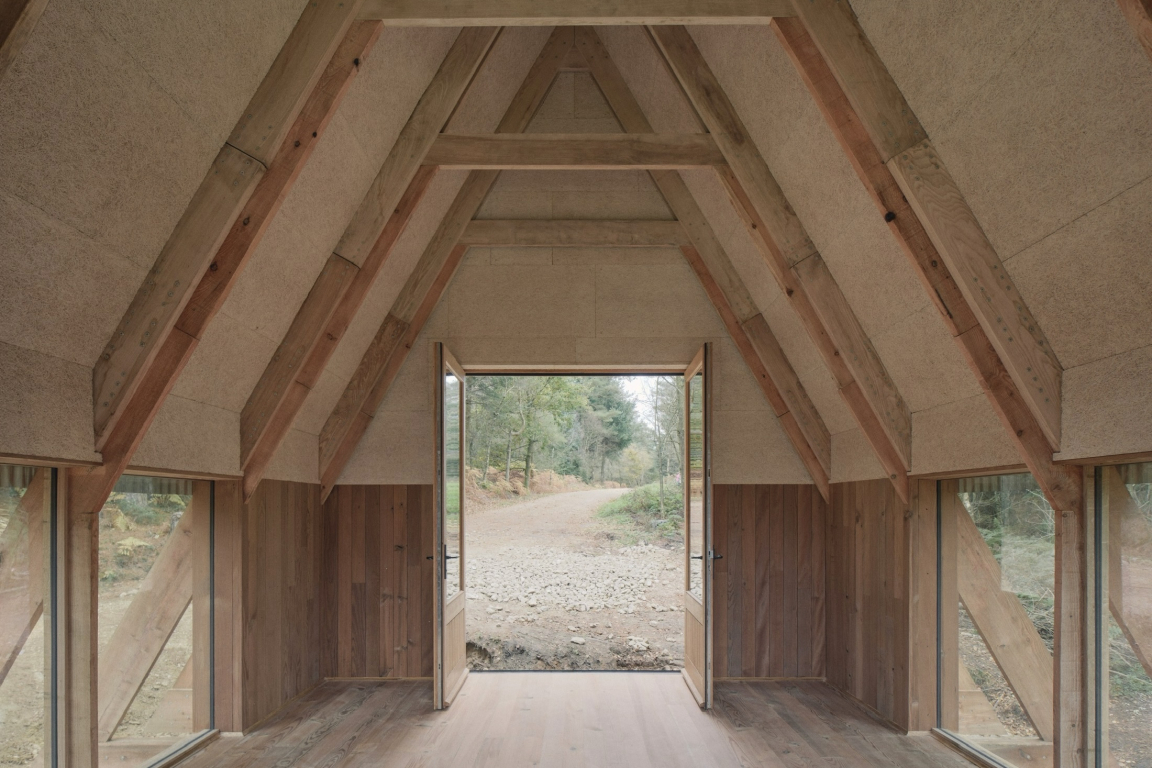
464, 488, 686, 671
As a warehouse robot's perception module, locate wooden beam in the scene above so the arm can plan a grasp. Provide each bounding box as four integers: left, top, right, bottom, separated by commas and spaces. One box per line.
575, 26, 831, 498
1053, 470, 1087, 765
190, 481, 212, 732
648, 24, 911, 500
771, 15, 1082, 514
1119, 0, 1152, 62
62, 17, 382, 574
239, 27, 500, 499
786, 0, 1063, 452
96, 509, 196, 741
59, 469, 98, 768
318, 27, 577, 499
423, 132, 726, 169
0, 0, 48, 79
0, 468, 46, 686
357, 0, 796, 25
92, 1, 366, 449
240, 254, 358, 475
956, 499, 1054, 741
459, 219, 690, 247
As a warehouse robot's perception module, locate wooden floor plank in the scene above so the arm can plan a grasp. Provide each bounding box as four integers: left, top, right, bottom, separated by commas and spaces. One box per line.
177, 676, 973, 768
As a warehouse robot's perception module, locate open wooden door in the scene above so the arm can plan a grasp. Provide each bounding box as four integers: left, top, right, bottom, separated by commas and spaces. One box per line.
434, 343, 467, 709
682, 343, 713, 708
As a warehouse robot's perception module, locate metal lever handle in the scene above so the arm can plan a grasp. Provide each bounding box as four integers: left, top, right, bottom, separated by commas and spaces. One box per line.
444, 554, 459, 560
690, 554, 703, 560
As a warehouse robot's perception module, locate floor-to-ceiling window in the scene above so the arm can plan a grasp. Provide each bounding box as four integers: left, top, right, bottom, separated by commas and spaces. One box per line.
96, 475, 212, 764
1093, 463, 1152, 767
0, 464, 56, 768
938, 473, 1056, 767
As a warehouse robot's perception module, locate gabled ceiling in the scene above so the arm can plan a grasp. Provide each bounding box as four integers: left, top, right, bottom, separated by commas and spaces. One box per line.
0, 1, 1150, 517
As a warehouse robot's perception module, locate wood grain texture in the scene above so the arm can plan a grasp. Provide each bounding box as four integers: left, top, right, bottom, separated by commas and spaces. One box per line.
0, 0, 48, 78
93, 146, 263, 445
575, 27, 831, 496
1120, 0, 1152, 62
888, 141, 1062, 450
335, 27, 499, 265
240, 480, 324, 729
773, 15, 1077, 515
649, 25, 816, 266
793, 254, 912, 470
786, 0, 926, 163
647, 26, 911, 498
212, 480, 245, 733
712, 484, 826, 679
321, 485, 434, 679
424, 132, 726, 168
357, 0, 796, 24
908, 480, 938, 731
242, 27, 498, 498
459, 219, 690, 246
190, 481, 213, 731
227, 1, 364, 166
60, 468, 99, 768
177, 677, 972, 768
825, 479, 912, 730
1053, 470, 1087, 765
92, 3, 367, 447
88, 20, 381, 488
318, 27, 576, 496
241, 254, 358, 470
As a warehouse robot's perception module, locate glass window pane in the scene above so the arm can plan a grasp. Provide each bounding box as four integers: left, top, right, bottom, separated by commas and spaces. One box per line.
97, 476, 204, 759
0, 465, 51, 768
687, 371, 703, 600
445, 374, 462, 599
949, 473, 1054, 765
1103, 464, 1152, 767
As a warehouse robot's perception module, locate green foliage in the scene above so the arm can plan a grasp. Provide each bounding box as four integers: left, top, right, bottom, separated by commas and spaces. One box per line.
106, 492, 188, 527
467, 376, 639, 486
597, 481, 684, 543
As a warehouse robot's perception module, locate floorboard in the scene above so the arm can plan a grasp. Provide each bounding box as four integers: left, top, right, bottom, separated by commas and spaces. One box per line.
179, 674, 975, 768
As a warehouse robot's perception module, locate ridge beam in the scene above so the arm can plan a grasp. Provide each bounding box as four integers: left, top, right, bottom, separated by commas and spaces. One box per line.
424, 133, 726, 169
357, 0, 796, 25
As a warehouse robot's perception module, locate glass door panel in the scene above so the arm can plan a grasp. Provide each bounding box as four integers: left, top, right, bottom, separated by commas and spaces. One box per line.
435, 344, 467, 709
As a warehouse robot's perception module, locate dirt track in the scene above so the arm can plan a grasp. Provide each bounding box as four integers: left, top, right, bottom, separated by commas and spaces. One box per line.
465, 488, 686, 670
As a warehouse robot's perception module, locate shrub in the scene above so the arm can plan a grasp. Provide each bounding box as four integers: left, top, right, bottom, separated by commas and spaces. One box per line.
597, 481, 683, 543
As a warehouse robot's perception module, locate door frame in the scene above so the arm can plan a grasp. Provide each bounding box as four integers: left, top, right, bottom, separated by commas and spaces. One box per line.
433, 343, 467, 710
681, 343, 713, 708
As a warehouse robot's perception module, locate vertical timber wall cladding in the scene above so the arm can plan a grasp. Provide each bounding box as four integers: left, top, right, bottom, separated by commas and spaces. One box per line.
241, 480, 324, 728
825, 479, 911, 729
713, 484, 827, 678
321, 485, 434, 679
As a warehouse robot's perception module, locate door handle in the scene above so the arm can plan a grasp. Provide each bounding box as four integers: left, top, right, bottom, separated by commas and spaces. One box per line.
690, 554, 703, 560
709, 550, 723, 560
444, 554, 459, 560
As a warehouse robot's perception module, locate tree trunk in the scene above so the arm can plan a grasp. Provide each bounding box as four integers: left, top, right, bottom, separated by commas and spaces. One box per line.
505, 431, 513, 483
600, 453, 607, 486
524, 439, 534, 491
484, 439, 492, 481
655, 381, 665, 516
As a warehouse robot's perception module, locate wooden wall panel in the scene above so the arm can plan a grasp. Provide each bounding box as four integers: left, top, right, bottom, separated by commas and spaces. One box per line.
321, 484, 434, 679
240, 480, 323, 729
825, 478, 913, 729
713, 483, 826, 678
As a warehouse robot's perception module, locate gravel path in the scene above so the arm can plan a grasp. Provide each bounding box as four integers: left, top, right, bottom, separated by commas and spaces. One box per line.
465, 488, 686, 670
